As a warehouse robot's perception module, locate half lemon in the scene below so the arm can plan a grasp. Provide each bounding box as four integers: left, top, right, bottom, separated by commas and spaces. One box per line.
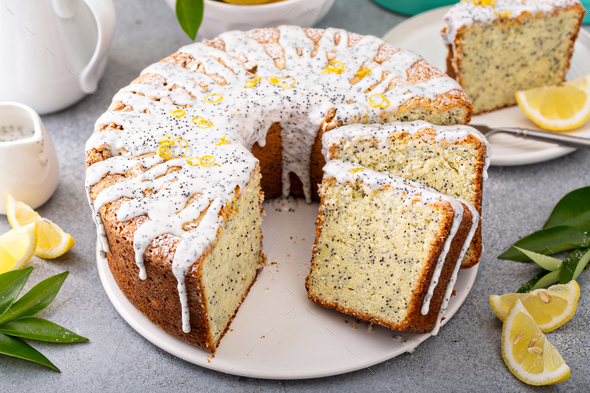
515, 74, 590, 132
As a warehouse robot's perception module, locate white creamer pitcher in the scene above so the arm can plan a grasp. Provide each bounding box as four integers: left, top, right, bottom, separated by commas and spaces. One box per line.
0, 102, 60, 214
0, 0, 116, 115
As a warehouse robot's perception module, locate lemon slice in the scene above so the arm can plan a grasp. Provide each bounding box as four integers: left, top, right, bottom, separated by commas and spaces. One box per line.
6, 195, 75, 259
515, 74, 590, 131
0, 223, 37, 274
490, 281, 579, 332
502, 299, 570, 385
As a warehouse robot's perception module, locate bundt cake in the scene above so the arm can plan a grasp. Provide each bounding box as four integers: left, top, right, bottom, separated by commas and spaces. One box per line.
85, 26, 478, 353
322, 121, 490, 269
442, 0, 585, 114
306, 160, 479, 335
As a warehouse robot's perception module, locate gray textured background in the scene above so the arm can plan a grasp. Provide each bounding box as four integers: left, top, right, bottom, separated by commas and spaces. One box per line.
1, 0, 590, 391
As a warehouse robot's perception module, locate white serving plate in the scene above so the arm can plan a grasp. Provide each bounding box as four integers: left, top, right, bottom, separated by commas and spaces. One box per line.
98, 197, 478, 379
382, 6, 590, 166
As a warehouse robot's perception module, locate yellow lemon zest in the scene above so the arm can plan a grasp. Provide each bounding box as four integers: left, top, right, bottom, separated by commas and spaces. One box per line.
349, 168, 364, 174
192, 116, 214, 129
356, 68, 371, 79
187, 155, 220, 167
214, 136, 231, 146
168, 109, 186, 118
157, 135, 189, 161
245, 74, 261, 88
266, 76, 297, 89
368, 94, 391, 109
280, 76, 296, 89
322, 61, 345, 75
232, 109, 242, 115
203, 93, 223, 104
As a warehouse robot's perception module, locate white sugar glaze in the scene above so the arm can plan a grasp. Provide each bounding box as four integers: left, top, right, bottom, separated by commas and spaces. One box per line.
323, 160, 479, 335
442, 0, 581, 46
86, 26, 468, 333
322, 120, 492, 181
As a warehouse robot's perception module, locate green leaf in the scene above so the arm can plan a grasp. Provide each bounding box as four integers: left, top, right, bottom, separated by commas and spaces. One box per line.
0, 333, 59, 371
514, 247, 562, 271
0, 271, 68, 326
0, 317, 88, 343
529, 270, 560, 291
544, 186, 590, 230
559, 247, 590, 284
0, 267, 33, 316
176, 0, 204, 41
517, 271, 547, 293
498, 225, 589, 262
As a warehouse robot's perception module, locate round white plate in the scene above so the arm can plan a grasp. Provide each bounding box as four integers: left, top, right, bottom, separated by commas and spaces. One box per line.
382, 6, 590, 166
98, 197, 478, 379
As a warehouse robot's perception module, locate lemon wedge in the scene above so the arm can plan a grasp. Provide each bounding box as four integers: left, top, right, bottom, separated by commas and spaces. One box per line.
502, 299, 570, 385
515, 74, 590, 131
6, 195, 75, 259
0, 223, 37, 274
490, 281, 579, 332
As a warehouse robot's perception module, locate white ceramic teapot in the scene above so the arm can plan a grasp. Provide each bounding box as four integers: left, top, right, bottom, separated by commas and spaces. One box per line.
0, 0, 116, 115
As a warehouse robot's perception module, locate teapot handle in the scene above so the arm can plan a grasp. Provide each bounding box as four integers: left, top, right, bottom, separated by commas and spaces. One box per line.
79, 0, 116, 94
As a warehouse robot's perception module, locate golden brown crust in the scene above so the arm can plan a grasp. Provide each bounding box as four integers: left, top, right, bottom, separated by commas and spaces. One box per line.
306, 184, 473, 333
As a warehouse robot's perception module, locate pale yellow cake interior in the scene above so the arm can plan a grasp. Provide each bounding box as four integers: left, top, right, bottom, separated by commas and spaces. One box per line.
329, 133, 481, 205
307, 179, 450, 325
200, 171, 263, 346
456, 9, 581, 113
379, 105, 471, 126
328, 132, 481, 266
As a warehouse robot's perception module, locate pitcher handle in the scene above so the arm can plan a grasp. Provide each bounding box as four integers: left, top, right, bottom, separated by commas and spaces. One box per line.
80, 0, 116, 94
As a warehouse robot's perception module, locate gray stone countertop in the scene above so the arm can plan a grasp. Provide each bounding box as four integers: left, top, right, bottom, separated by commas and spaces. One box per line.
1, 0, 589, 392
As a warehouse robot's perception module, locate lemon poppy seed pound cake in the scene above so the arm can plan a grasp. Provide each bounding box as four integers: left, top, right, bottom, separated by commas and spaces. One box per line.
86, 26, 477, 353
306, 161, 479, 334
322, 121, 490, 269
442, 0, 585, 114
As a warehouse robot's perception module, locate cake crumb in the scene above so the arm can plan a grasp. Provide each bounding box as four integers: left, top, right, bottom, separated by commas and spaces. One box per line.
367, 322, 374, 331
344, 320, 348, 323
451, 290, 457, 297
352, 323, 357, 329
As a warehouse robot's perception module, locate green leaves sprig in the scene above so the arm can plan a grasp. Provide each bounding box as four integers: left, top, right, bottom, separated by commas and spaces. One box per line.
176, 0, 205, 41
498, 186, 590, 292
0, 267, 88, 372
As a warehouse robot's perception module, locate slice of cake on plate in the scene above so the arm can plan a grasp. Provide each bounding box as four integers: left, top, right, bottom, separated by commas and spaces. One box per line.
322, 121, 491, 269
442, 0, 585, 114
306, 161, 479, 334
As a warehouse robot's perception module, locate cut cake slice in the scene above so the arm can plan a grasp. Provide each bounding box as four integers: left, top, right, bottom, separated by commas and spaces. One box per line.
442, 0, 585, 114
306, 161, 479, 334
322, 121, 490, 269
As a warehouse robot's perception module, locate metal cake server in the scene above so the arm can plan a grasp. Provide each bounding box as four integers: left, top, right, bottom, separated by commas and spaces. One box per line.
470, 125, 590, 150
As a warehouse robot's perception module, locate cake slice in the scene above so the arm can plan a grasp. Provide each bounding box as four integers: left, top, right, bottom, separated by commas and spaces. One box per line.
442, 0, 585, 114
322, 121, 490, 269
89, 162, 265, 353
306, 161, 479, 334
